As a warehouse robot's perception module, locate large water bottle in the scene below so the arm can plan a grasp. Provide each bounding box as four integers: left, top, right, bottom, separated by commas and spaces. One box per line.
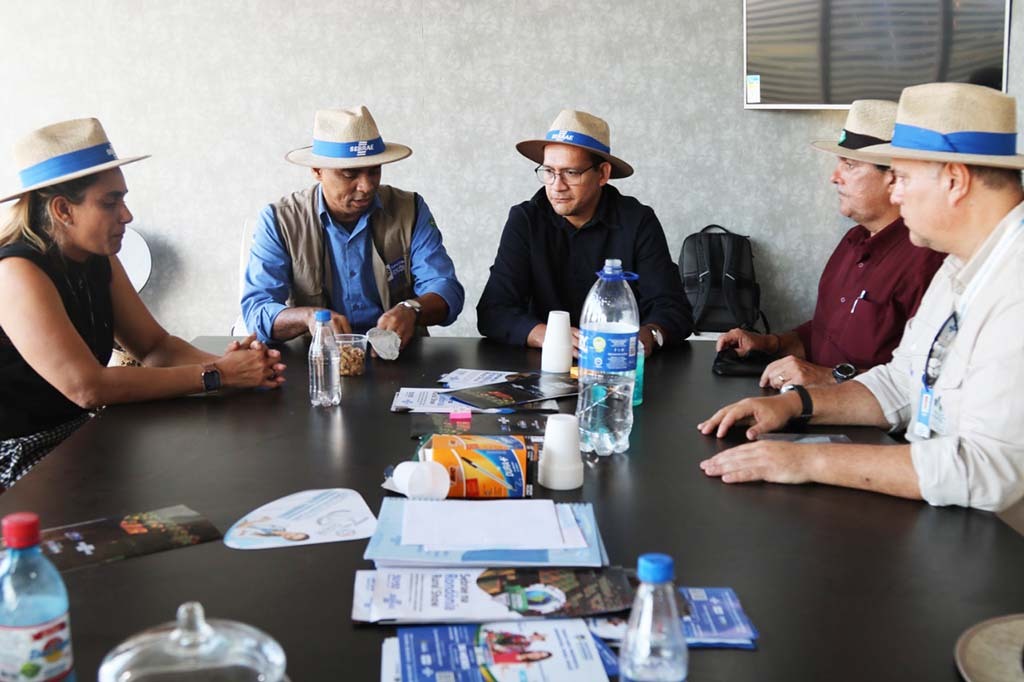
0, 512, 77, 682
308, 309, 341, 407
619, 553, 689, 682
576, 259, 639, 455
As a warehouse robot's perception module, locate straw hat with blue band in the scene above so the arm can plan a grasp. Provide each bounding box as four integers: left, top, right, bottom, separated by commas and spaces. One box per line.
285, 106, 412, 169
810, 99, 898, 165
0, 118, 148, 203
516, 109, 634, 179
857, 82, 1024, 170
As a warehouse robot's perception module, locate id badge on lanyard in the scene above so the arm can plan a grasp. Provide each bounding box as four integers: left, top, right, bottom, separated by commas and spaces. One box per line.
913, 382, 935, 438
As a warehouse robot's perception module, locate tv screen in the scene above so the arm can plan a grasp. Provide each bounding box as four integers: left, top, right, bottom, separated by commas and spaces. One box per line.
744, 0, 1011, 109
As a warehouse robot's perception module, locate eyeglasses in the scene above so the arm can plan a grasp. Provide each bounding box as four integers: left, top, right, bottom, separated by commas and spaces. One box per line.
534, 164, 598, 186
923, 312, 959, 387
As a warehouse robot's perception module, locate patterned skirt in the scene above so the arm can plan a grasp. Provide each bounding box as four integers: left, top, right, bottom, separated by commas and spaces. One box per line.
0, 414, 92, 491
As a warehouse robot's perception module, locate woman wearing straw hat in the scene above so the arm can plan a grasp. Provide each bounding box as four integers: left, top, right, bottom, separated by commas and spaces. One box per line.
699, 83, 1024, 512
0, 118, 286, 489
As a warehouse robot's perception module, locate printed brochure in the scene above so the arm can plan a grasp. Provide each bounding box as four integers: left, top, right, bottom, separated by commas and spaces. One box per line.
352, 566, 633, 624
397, 619, 609, 682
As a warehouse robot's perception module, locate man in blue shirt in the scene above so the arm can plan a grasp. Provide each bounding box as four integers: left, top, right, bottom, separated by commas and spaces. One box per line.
242, 106, 464, 347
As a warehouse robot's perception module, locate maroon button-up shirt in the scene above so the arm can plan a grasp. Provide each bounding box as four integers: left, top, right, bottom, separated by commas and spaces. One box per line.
794, 218, 945, 369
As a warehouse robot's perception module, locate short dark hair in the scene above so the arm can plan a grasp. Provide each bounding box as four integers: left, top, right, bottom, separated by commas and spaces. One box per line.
589, 152, 609, 169
966, 165, 1023, 191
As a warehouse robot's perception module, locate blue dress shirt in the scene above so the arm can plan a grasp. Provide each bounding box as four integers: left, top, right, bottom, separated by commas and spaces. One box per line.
241, 185, 464, 341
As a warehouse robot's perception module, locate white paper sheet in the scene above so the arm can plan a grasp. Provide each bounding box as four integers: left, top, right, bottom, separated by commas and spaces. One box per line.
439, 368, 517, 389
391, 388, 496, 413
401, 499, 564, 550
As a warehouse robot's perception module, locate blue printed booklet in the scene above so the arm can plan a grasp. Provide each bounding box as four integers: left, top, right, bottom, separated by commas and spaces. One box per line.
364, 499, 608, 568
397, 619, 610, 682
587, 586, 759, 650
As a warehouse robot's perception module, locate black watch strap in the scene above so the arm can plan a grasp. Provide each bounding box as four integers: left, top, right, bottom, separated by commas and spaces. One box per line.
782, 384, 813, 425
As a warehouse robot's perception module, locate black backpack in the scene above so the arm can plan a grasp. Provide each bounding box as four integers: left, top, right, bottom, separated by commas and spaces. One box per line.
679, 224, 770, 333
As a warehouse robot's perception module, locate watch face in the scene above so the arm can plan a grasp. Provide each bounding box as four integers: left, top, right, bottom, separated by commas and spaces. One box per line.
833, 363, 856, 381
202, 368, 221, 392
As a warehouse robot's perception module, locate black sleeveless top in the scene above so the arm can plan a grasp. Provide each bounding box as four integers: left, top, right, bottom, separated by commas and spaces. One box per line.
0, 242, 114, 438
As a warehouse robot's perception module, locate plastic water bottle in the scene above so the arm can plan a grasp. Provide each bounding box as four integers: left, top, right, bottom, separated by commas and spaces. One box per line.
576, 259, 639, 455
308, 309, 341, 407
0, 512, 76, 682
619, 553, 688, 682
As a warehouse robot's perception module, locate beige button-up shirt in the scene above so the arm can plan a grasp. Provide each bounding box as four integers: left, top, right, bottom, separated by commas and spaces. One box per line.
855, 201, 1024, 512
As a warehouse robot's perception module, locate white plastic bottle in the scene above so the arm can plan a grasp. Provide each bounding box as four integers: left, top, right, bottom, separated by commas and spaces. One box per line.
575, 259, 639, 455
308, 309, 341, 407
619, 553, 688, 682
0, 512, 77, 682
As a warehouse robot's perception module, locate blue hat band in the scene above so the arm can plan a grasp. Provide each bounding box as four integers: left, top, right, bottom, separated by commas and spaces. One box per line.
312, 136, 385, 159
892, 123, 1018, 157
545, 129, 611, 154
18, 142, 117, 188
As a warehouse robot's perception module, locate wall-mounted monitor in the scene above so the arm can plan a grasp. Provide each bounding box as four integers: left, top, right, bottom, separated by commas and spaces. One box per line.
744, 0, 1011, 109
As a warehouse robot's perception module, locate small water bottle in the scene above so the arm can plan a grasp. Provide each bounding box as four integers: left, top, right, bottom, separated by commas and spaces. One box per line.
619, 553, 688, 682
576, 259, 640, 455
308, 309, 341, 407
0, 512, 77, 682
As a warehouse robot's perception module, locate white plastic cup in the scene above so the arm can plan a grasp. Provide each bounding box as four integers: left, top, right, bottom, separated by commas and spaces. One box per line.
541, 310, 573, 373
393, 461, 449, 499
539, 414, 584, 490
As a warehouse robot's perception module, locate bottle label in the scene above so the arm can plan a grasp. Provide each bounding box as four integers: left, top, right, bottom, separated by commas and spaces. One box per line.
579, 330, 638, 372
0, 613, 73, 681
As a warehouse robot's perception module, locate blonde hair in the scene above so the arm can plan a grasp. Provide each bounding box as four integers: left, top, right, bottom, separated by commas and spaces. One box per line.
0, 175, 100, 252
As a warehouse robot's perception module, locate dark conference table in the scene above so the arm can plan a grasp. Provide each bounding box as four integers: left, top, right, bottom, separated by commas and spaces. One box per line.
2, 338, 1022, 681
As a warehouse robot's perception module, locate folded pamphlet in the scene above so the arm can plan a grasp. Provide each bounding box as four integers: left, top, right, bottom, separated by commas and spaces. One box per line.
352, 566, 633, 624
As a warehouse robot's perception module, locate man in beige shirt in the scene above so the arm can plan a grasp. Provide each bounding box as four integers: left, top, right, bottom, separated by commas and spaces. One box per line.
698, 82, 1024, 512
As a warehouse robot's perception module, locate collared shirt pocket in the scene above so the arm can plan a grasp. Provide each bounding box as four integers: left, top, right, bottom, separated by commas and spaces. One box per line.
931, 345, 968, 436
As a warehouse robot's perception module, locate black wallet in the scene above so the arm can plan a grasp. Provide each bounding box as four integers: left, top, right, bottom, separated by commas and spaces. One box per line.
712, 349, 776, 377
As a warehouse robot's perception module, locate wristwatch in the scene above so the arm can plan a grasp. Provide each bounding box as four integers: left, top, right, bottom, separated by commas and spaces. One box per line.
832, 363, 857, 383
201, 363, 222, 392
647, 325, 665, 349
398, 299, 422, 319
780, 384, 813, 426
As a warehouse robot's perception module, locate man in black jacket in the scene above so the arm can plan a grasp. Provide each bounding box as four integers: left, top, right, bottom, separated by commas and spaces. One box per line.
477, 110, 693, 356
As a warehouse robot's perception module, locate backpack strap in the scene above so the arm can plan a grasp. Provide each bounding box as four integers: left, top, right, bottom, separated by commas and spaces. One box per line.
691, 232, 715, 327
720, 235, 749, 329
701, 224, 732, 235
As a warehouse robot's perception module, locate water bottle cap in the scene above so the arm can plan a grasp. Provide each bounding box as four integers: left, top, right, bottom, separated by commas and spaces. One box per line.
314, 309, 331, 323
2, 512, 41, 549
637, 552, 675, 583
595, 259, 639, 282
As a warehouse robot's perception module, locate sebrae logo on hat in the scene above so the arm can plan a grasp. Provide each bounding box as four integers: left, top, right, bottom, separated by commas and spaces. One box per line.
349, 140, 377, 157
550, 130, 575, 143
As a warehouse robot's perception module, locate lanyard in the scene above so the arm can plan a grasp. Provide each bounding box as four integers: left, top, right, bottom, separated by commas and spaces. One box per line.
953, 218, 1024, 323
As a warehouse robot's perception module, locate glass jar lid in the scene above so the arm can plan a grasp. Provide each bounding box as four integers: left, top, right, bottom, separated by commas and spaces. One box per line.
98, 601, 287, 681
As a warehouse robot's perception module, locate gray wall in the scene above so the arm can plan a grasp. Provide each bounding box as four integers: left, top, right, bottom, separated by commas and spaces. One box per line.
1, 1, 1020, 340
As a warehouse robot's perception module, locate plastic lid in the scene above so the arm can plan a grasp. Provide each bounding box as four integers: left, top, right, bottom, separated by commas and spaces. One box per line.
314, 309, 331, 323
98, 602, 287, 682
637, 553, 675, 583
2, 512, 40, 549
602, 259, 623, 273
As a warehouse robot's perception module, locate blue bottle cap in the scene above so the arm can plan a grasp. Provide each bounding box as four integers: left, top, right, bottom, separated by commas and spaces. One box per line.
314, 309, 331, 323
637, 553, 674, 583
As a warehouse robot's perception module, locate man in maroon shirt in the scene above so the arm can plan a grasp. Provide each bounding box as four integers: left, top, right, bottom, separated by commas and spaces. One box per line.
717, 100, 944, 389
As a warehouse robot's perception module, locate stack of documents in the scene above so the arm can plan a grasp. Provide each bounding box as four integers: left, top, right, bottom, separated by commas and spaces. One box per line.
382, 618, 616, 682
364, 498, 608, 568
